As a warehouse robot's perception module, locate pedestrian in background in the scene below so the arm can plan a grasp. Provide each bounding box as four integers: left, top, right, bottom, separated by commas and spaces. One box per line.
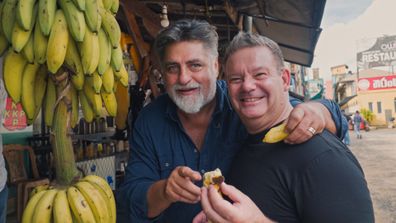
342, 110, 351, 145
353, 110, 363, 139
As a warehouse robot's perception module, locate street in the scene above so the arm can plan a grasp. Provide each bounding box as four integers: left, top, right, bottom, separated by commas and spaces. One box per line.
348, 128, 396, 222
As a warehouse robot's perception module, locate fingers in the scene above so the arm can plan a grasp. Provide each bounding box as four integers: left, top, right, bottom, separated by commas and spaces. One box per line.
201, 187, 227, 223
178, 166, 202, 181
192, 211, 208, 223
165, 166, 202, 203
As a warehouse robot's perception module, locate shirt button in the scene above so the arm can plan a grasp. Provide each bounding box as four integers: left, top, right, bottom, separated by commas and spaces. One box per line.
194, 149, 198, 153
165, 162, 169, 167
201, 169, 205, 174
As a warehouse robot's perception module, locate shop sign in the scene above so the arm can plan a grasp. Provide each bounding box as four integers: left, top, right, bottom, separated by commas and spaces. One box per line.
2, 97, 27, 131
358, 75, 396, 91
357, 35, 396, 69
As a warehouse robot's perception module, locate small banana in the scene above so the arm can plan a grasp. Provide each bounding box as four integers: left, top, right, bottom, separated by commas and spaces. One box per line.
22, 190, 47, 223
99, 7, 120, 49
75, 181, 110, 223
102, 0, 112, 10
33, 19, 48, 64
84, 0, 101, 32
38, 0, 57, 36
262, 122, 289, 143
47, 10, 69, 74
31, 189, 58, 223
31, 65, 48, 122
86, 71, 102, 93
11, 3, 37, 52
83, 80, 102, 116
44, 78, 56, 127
53, 190, 73, 223
65, 38, 84, 90
22, 33, 35, 63
71, 0, 85, 11
111, 44, 123, 72
2, 0, 18, 42
16, 0, 35, 31
80, 28, 99, 75
21, 63, 40, 122
102, 67, 114, 93
97, 28, 111, 75
59, 0, 86, 42
3, 49, 28, 103
67, 186, 96, 223
115, 64, 129, 87
79, 91, 94, 123
109, 0, 119, 14
101, 89, 117, 117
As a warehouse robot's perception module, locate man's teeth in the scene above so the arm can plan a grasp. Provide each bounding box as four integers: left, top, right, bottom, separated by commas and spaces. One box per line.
242, 98, 259, 102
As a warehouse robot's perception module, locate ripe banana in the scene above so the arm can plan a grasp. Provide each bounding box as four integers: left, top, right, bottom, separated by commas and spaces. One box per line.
33, 19, 48, 64
44, 78, 56, 127
65, 38, 84, 90
3, 49, 28, 103
110, 0, 119, 14
262, 122, 289, 143
53, 190, 73, 223
1, 0, 18, 42
47, 10, 69, 74
22, 190, 47, 223
79, 91, 94, 123
75, 181, 110, 223
31, 189, 58, 223
114, 64, 129, 87
71, 0, 85, 11
111, 44, 123, 72
38, 0, 57, 36
86, 71, 102, 93
102, 0, 112, 10
16, 0, 35, 31
31, 65, 48, 122
97, 28, 111, 75
99, 7, 120, 49
22, 33, 35, 63
70, 85, 79, 128
0, 33, 9, 56
67, 186, 96, 223
11, 3, 37, 53
84, 0, 101, 32
59, 0, 86, 42
102, 67, 114, 93
83, 80, 102, 116
29, 184, 49, 199
21, 63, 40, 122
80, 28, 99, 75
101, 89, 117, 117
83, 175, 116, 223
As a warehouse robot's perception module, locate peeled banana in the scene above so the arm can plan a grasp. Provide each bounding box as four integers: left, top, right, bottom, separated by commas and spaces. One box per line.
262, 122, 289, 143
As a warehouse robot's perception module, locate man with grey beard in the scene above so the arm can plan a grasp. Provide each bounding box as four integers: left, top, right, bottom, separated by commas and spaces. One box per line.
117, 19, 348, 223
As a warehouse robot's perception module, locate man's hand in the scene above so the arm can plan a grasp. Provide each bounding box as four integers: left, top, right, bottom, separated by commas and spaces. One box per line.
164, 166, 202, 203
193, 183, 272, 223
284, 101, 335, 144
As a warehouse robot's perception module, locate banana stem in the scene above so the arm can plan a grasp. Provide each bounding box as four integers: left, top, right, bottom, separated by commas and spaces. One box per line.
51, 70, 80, 185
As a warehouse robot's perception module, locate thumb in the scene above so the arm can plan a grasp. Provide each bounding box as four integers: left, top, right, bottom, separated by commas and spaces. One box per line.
220, 183, 244, 203
192, 211, 207, 223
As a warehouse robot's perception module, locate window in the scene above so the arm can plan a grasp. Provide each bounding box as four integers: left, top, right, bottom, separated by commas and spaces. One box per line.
377, 101, 382, 113
368, 102, 373, 112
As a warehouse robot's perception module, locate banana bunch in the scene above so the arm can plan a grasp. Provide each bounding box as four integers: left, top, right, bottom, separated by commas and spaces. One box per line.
22, 175, 116, 223
1, 0, 127, 125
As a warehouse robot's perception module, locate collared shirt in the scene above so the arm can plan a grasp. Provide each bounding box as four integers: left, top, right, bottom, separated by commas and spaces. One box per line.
116, 80, 347, 222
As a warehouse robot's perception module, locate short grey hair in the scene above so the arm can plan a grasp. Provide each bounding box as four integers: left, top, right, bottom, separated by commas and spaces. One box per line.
224, 32, 285, 69
154, 19, 219, 66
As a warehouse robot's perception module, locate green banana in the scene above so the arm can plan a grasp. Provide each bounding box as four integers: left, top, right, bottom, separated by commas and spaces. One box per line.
84, 0, 101, 32
22, 190, 47, 223
31, 65, 48, 123
44, 77, 56, 127
97, 28, 111, 75
86, 71, 102, 93
79, 91, 94, 123
102, 0, 112, 10
67, 186, 96, 223
101, 89, 117, 117
59, 0, 86, 42
3, 49, 28, 103
33, 18, 48, 64
16, 0, 36, 31
0, 33, 9, 56
21, 63, 40, 121
1, 0, 18, 42
22, 33, 35, 63
38, 0, 57, 36
11, 3, 37, 52
109, 0, 118, 14
83, 80, 102, 116
65, 38, 84, 90
99, 7, 120, 49
47, 10, 69, 74
31, 189, 58, 223
80, 28, 99, 75
71, 0, 85, 11
111, 44, 123, 72
102, 66, 114, 93
53, 190, 73, 223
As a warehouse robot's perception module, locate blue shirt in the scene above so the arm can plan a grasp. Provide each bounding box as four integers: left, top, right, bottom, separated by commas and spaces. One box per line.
116, 80, 347, 222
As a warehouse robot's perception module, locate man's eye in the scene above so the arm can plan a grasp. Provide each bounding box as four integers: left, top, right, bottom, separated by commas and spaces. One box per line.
190, 63, 202, 71
229, 77, 242, 83
255, 73, 267, 79
166, 65, 179, 74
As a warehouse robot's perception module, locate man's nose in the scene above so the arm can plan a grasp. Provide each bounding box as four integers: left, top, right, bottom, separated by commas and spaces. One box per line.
241, 77, 256, 91
178, 66, 192, 85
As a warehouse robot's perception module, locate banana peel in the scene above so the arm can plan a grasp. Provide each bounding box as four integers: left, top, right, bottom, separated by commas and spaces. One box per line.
262, 122, 289, 143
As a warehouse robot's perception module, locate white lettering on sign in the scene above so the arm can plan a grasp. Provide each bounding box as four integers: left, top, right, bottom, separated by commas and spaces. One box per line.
372, 77, 396, 89
381, 41, 396, 51
362, 51, 396, 63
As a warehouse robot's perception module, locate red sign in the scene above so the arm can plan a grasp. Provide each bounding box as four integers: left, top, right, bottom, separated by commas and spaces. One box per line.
2, 97, 27, 131
358, 75, 396, 91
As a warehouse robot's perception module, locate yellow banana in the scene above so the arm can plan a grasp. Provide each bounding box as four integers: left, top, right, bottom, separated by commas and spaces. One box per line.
114, 64, 129, 87
29, 184, 49, 199
3, 49, 27, 103
11, 3, 37, 52
84, 0, 101, 32
102, 66, 114, 93
70, 85, 79, 128
16, 0, 35, 31
33, 19, 48, 64
110, 0, 119, 14
71, 0, 85, 11
99, 7, 120, 49
101, 89, 117, 117
0, 33, 9, 56
31, 189, 58, 223
21, 63, 40, 121
86, 71, 102, 93
79, 91, 94, 123
75, 181, 110, 223
38, 0, 57, 36
111, 44, 123, 72
47, 10, 69, 74
262, 122, 289, 143
65, 38, 84, 90
114, 80, 128, 130
97, 28, 111, 75
59, 0, 86, 42
67, 186, 96, 223
22, 190, 47, 223
22, 33, 35, 63
83, 175, 116, 223
83, 80, 102, 116
2, 0, 18, 42
102, 0, 112, 10
44, 78, 56, 127
53, 190, 73, 223
80, 28, 99, 75
31, 65, 48, 122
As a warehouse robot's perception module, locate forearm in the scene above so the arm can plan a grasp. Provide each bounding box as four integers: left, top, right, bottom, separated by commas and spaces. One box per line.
147, 179, 172, 218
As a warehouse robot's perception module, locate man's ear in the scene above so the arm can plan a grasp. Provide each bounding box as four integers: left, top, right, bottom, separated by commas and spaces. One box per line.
214, 57, 220, 79
281, 68, 291, 92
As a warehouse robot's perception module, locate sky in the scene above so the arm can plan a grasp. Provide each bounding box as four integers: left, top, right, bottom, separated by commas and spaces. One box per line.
311, 0, 396, 80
